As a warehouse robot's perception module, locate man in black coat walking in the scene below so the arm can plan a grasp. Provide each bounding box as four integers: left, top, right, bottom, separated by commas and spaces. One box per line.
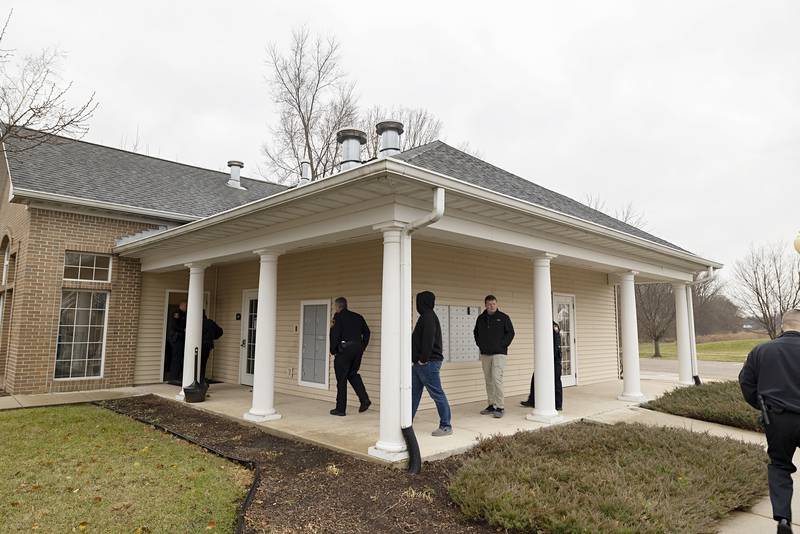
328, 297, 371, 416
473, 295, 515, 418
739, 309, 800, 534
521, 321, 563, 411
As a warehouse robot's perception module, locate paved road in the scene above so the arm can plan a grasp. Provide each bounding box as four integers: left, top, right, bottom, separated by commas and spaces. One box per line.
639, 358, 743, 381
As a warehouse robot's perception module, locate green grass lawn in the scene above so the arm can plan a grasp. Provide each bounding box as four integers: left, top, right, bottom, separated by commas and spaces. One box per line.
643, 380, 763, 433
0, 404, 251, 533
639, 337, 768, 362
448, 421, 767, 533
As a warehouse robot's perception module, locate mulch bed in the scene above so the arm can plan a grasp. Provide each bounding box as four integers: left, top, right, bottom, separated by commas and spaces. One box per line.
99, 395, 494, 534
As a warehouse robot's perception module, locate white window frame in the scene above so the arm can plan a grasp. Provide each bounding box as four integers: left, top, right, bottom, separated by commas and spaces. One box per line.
63, 252, 113, 283
53, 290, 110, 381
553, 292, 579, 387
297, 299, 331, 390
1, 244, 9, 285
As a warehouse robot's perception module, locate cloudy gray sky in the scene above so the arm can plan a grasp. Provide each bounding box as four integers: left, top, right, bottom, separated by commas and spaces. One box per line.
5, 1, 799, 275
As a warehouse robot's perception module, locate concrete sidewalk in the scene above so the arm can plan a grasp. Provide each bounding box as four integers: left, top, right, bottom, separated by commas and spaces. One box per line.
0, 387, 139, 410
640, 357, 743, 382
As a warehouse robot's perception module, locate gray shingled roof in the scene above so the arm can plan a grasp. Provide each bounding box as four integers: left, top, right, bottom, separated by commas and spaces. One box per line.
4, 132, 286, 219
394, 141, 685, 251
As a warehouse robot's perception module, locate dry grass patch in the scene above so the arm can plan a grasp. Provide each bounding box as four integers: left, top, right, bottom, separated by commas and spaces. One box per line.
644, 381, 763, 433
448, 421, 766, 533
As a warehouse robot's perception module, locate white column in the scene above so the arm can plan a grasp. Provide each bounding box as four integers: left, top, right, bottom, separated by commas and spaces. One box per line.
369, 223, 407, 460
673, 282, 693, 385
686, 285, 698, 380
618, 271, 645, 401
527, 253, 562, 423
399, 231, 413, 429
244, 251, 282, 422
177, 262, 207, 400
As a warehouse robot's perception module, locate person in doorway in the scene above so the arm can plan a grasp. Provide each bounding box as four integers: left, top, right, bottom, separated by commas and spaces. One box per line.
328, 297, 371, 416
200, 310, 223, 387
739, 309, 800, 534
411, 291, 452, 436
473, 295, 515, 418
167, 301, 187, 383
521, 321, 563, 411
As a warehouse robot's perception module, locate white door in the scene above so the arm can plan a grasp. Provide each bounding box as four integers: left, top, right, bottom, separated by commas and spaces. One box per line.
553, 294, 577, 387
239, 290, 258, 386
299, 301, 330, 388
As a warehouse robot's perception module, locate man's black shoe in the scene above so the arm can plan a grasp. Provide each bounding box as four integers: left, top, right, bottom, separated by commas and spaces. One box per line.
480, 405, 496, 415
520, 400, 534, 407
778, 518, 793, 533
329, 409, 346, 416
359, 400, 372, 413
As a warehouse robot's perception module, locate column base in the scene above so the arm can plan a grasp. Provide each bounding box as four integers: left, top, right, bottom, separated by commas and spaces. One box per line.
175, 390, 185, 401
368, 444, 408, 462
526, 411, 564, 424
243, 410, 282, 423
618, 392, 646, 402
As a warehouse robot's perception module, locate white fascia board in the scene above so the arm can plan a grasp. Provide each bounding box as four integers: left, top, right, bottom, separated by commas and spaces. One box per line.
115, 159, 393, 254
139, 202, 399, 271
12, 188, 198, 223
383, 158, 723, 271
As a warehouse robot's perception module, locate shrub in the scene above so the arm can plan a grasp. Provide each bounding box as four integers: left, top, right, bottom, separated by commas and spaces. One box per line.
643, 381, 763, 433
448, 421, 766, 533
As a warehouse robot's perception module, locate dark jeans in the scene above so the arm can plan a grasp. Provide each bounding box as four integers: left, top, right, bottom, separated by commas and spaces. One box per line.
333, 342, 370, 413
169, 338, 185, 382
765, 410, 800, 521
412, 360, 452, 430
527, 358, 563, 410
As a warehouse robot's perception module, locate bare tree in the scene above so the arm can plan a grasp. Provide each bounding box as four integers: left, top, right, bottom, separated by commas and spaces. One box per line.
0, 10, 97, 153
636, 283, 675, 357
359, 105, 442, 159
732, 242, 800, 339
262, 26, 358, 183
585, 194, 647, 229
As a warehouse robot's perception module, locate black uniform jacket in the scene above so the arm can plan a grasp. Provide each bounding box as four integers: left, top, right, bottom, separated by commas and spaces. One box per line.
739, 331, 800, 412
412, 291, 443, 364
553, 324, 562, 362
329, 309, 371, 355
473, 309, 515, 355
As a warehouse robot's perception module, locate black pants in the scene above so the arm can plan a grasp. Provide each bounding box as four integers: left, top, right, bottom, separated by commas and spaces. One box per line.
169, 338, 185, 382
199, 345, 212, 385
526, 359, 563, 410
334, 342, 369, 413
766, 410, 800, 521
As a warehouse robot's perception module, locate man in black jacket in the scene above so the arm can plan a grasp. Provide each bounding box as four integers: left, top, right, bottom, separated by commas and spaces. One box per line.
199, 310, 223, 387
328, 297, 371, 416
521, 321, 563, 410
473, 295, 515, 418
739, 309, 800, 534
411, 291, 452, 436
167, 301, 187, 384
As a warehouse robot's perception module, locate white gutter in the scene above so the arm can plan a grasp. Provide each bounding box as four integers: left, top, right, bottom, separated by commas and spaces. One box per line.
12, 188, 199, 223
400, 188, 445, 431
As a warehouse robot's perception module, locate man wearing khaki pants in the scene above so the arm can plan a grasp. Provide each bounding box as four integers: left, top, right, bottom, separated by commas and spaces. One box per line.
473, 295, 515, 418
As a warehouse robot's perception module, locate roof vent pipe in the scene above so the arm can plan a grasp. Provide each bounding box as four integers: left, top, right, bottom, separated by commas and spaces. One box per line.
299, 159, 311, 184
226, 160, 244, 189
336, 128, 367, 171
376, 120, 404, 158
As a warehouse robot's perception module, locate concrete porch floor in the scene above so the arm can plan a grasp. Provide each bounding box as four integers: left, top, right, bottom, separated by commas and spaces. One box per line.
132, 378, 679, 463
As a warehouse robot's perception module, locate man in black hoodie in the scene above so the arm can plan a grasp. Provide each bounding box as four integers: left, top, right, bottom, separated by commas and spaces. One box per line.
739, 309, 800, 534
411, 291, 452, 436
473, 295, 515, 418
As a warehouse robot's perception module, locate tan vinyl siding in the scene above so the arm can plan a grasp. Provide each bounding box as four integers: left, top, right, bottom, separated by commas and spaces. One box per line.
203, 239, 620, 410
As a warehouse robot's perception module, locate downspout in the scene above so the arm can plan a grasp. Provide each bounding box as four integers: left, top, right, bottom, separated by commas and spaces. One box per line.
399, 187, 445, 474
685, 266, 718, 385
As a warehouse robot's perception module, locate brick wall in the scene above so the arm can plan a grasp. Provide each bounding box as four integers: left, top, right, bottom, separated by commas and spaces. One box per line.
4, 207, 160, 394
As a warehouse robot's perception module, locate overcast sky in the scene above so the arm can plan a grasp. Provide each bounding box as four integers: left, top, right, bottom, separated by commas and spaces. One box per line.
5, 1, 799, 276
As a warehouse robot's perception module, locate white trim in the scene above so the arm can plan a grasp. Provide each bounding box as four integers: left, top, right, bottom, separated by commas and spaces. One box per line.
52, 289, 110, 381
552, 292, 578, 387
62, 251, 113, 283
239, 288, 258, 386
12, 187, 198, 222
158, 288, 211, 383
297, 299, 331, 390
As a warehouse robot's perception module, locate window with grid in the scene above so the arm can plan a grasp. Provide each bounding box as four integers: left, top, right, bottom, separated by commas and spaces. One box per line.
63, 252, 111, 282
55, 290, 108, 379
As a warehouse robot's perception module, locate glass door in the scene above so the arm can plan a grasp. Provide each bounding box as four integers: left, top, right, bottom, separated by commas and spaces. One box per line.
553, 294, 577, 387
240, 290, 258, 386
